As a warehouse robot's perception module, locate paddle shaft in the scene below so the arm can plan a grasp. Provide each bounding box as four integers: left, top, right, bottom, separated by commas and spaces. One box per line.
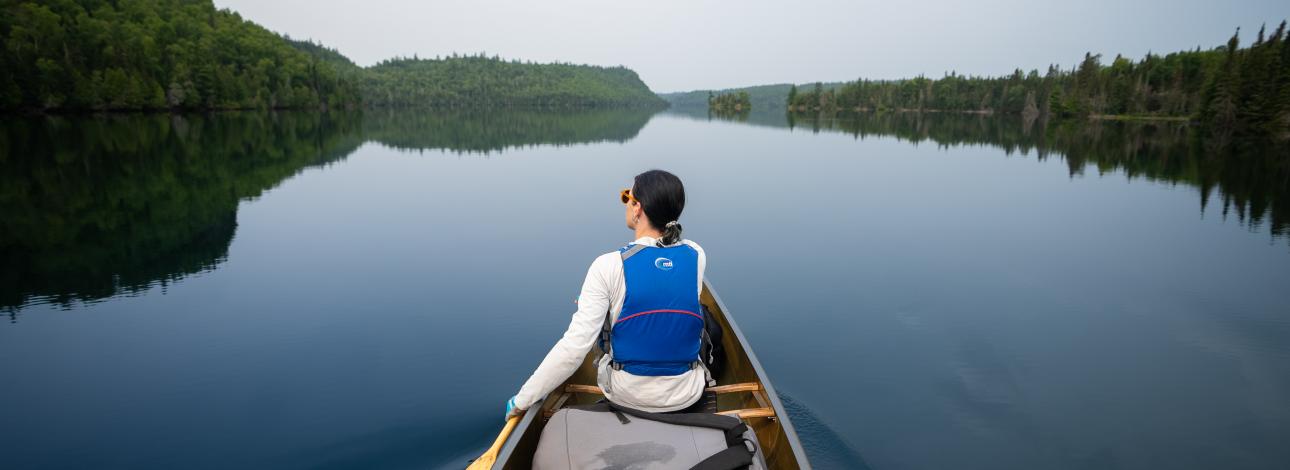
466, 415, 521, 470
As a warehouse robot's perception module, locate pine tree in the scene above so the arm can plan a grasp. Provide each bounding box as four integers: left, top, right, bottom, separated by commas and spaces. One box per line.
1274, 23, 1284, 136
1201, 30, 1242, 135
1075, 53, 1103, 115
1236, 24, 1272, 136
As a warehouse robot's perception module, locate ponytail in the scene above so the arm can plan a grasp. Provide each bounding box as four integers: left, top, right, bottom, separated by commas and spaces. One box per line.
660, 220, 683, 246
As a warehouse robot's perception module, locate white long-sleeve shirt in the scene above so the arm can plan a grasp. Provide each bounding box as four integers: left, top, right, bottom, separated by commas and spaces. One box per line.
513, 236, 709, 413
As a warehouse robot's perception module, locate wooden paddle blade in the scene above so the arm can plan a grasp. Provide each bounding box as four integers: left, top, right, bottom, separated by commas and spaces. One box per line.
466, 415, 520, 470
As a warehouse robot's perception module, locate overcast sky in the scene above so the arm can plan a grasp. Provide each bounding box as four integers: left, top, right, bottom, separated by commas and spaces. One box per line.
215, 0, 1287, 93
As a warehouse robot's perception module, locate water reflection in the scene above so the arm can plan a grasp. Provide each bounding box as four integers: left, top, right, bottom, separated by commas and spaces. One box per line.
0, 112, 365, 311
2, 107, 1288, 469
363, 108, 656, 154
671, 106, 1290, 239
0, 108, 659, 311
665, 105, 792, 130
4, 106, 1285, 313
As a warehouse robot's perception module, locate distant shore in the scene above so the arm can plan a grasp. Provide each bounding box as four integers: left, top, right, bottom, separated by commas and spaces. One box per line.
785, 106, 1196, 123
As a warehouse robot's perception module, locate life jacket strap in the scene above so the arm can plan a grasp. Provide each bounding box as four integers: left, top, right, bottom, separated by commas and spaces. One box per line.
620, 243, 648, 261
599, 243, 650, 360
608, 359, 700, 372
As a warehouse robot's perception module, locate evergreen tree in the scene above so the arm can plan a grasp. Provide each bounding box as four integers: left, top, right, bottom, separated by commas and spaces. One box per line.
1201, 30, 1242, 135
1279, 24, 1290, 137
0, 0, 360, 111
774, 22, 1285, 140
1236, 25, 1274, 136
708, 91, 752, 112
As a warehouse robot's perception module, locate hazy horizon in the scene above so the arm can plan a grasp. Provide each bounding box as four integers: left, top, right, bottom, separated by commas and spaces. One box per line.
217, 0, 1287, 93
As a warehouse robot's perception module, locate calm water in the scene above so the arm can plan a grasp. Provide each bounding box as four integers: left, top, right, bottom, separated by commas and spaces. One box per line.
2, 108, 1288, 470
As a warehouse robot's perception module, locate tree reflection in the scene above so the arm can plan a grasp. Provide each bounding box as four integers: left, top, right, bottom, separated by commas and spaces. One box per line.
363, 107, 658, 154
0, 112, 365, 310
0, 108, 658, 311
787, 111, 1290, 239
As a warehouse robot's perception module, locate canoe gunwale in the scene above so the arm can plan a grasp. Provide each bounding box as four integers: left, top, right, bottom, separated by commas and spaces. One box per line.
491, 396, 540, 469
702, 278, 812, 468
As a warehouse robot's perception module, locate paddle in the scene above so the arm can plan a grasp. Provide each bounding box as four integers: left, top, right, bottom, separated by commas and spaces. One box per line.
466, 413, 522, 470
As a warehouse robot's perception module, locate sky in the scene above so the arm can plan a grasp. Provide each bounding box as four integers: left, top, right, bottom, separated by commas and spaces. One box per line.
214, 0, 1288, 93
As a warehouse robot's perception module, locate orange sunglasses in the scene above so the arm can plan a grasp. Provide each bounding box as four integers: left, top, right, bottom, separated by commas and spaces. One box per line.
620, 188, 638, 205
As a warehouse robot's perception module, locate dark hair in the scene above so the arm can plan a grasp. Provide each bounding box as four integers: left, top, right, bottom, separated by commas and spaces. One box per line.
632, 169, 686, 246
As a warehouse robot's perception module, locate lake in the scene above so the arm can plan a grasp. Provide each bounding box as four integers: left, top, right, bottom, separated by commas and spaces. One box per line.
2, 108, 1288, 469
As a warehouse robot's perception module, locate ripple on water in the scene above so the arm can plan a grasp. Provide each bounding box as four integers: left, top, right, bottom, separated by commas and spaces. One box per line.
778, 391, 873, 469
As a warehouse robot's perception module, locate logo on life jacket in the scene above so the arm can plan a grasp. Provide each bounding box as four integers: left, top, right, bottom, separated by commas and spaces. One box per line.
654, 257, 673, 271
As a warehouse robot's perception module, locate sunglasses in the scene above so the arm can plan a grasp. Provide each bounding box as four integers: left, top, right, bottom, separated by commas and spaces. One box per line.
620, 188, 638, 205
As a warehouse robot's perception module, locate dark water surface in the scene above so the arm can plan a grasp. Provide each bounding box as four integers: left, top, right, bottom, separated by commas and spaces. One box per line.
2, 108, 1288, 469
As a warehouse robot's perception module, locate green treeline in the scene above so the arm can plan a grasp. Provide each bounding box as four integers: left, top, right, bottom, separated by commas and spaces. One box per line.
0, 0, 663, 112
361, 55, 665, 108
0, 0, 362, 111
707, 91, 751, 112
787, 22, 1290, 141
1200, 26, 1290, 142
661, 83, 840, 109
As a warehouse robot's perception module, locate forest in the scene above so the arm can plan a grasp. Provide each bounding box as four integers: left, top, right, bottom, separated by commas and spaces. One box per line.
787, 22, 1290, 141
707, 91, 751, 112
0, 0, 663, 111
361, 55, 664, 108
661, 84, 811, 109
0, 0, 361, 111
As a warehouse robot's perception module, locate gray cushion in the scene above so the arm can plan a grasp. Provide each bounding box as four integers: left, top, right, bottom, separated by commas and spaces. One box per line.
533, 408, 765, 470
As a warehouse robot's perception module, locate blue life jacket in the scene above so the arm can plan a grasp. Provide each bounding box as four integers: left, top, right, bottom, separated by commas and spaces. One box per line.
604, 242, 704, 376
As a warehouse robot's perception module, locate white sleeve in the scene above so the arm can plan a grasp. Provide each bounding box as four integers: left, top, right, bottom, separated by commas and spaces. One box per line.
683, 239, 706, 294
512, 252, 618, 410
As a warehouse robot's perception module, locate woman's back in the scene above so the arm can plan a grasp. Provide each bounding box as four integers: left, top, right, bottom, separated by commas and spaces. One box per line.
597, 237, 708, 411
507, 170, 707, 418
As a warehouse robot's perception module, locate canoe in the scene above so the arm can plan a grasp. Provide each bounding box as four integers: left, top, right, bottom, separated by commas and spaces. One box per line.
491, 279, 812, 469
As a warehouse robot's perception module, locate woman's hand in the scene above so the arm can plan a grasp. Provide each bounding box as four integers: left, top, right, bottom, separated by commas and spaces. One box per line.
504, 396, 523, 421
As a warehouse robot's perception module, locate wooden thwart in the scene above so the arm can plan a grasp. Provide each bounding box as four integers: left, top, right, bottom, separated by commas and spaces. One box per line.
717, 407, 777, 419
706, 382, 762, 394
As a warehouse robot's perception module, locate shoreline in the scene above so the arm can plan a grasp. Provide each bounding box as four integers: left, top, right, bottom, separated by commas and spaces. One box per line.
0, 103, 671, 117
783, 106, 1196, 123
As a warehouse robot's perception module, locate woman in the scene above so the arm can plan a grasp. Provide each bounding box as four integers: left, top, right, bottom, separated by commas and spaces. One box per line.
506, 169, 709, 419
